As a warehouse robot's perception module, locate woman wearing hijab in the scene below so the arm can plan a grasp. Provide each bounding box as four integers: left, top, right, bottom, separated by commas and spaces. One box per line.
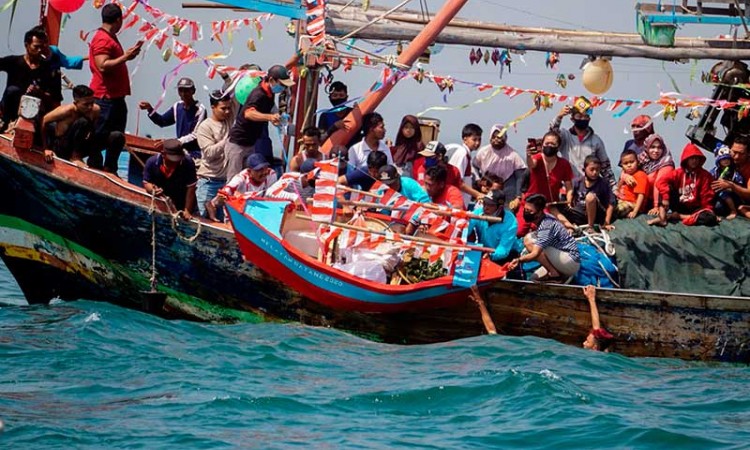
390, 115, 424, 177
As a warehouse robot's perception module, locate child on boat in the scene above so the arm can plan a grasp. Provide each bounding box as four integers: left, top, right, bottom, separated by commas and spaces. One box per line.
649, 143, 716, 227
549, 155, 615, 230
710, 145, 745, 219
615, 149, 648, 219
582, 285, 614, 352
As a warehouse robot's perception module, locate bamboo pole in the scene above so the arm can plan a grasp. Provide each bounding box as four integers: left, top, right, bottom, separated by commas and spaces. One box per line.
295, 214, 496, 252
326, 17, 750, 60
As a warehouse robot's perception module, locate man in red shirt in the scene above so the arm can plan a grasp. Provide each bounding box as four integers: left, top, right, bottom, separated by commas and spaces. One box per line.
424, 165, 465, 210
88, 3, 142, 173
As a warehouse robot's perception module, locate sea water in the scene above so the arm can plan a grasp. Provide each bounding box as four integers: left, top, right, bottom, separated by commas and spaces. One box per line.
1, 261, 749, 449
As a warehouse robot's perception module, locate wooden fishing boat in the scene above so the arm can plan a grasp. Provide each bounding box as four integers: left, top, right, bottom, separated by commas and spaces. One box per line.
225, 195, 506, 313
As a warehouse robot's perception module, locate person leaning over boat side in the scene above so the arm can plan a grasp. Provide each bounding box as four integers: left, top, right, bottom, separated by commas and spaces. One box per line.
582, 285, 614, 352
41, 85, 99, 165
225, 64, 294, 180
265, 158, 317, 204
0, 26, 56, 132
211, 153, 278, 215
472, 124, 527, 202
138, 77, 207, 161
88, 3, 142, 173
714, 135, 750, 212
550, 104, 615, 192
467, 190, 520, 264
339, 146, 388, 191
377, 165, 430, 203
507, 194, 581, 282
289, 126, 324, 172
348, 112, 393, 172
424, 165, 465, 210
143, 139, 198, 219
195, 90, 232, 222
516, 131, 574, 237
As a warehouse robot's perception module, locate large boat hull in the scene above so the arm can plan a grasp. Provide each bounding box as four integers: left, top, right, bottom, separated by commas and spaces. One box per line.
1, 136, 749, 362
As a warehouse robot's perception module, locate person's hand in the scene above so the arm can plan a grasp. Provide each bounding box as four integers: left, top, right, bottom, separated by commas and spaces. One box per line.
647, 207, 659, 216
559, 105, 572, 117
525, 140, 540, 156
43, 149, 55, 163
711, 179, 732, 192
583, 285, 596, 302
269, 113, 281, 126
627, 210, 638, 219
151, 186, 164, 196
138, 101, 153, 113
124, 43, 142, 61
333, 120, 345, 130
622, 174, 637, 187
507, 258, 520, 271
26, 84, 41, 95
178, 210, 192, 221
508, 197, 520, 212
603, 224, 615, 231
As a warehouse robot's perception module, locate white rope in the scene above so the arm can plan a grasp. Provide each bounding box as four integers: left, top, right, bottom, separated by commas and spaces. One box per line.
149, 192, 158, 291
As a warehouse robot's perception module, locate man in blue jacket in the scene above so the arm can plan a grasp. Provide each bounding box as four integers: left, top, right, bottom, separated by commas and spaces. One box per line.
468, 190, 520, 264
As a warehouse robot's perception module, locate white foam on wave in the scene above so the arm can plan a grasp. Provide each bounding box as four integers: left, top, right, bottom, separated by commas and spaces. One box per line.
84, 312, 101, 323
539, 369, 561, 381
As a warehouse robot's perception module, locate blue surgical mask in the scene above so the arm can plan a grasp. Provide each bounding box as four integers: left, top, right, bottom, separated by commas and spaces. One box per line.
271, 84, 285, 94
425, 157, 438, 168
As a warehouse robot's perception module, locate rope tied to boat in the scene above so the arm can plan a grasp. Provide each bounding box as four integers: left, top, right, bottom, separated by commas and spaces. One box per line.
148, 192, 158, 291
168, 208, 203, 243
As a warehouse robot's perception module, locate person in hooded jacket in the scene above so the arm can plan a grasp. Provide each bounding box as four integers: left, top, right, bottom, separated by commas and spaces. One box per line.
649, 143, 715, 227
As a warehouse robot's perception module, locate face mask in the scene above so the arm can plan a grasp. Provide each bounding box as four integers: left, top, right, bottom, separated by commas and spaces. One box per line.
425, 157, 438, 168
165, 154, 183, 162
542, 146, 558, 157
271, 83, 285, 94
522, 211, 537, 222
574, 119, 590, 130
330, 97, 347, 107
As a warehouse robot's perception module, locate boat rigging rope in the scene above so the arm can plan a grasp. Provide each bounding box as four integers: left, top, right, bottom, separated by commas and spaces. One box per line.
149, 192, 158, 291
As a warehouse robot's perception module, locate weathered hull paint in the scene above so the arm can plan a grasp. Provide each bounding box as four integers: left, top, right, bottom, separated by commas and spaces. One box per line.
0, 137, 749, 361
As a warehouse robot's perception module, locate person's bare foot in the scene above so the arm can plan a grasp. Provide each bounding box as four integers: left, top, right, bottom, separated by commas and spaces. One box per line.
205, 200, 220, 222
648, 216, 667, 227
727, 212, 737, 220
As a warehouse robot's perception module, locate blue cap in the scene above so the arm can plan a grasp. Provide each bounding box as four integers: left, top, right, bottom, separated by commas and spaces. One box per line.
245, 153, 270, 171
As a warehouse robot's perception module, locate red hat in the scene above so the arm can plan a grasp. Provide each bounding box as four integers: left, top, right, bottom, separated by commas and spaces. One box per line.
592, 328, 614, 340
631, 115, 653, 130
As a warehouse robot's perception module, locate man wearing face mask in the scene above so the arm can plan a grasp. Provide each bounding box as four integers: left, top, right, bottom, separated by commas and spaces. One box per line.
225, 64, 294, 180
622, 115, 654, 157
472, 124, 527, 201
143, 139, 198, 220
413, 141, 463, 188
550, 103, 615, 192
318, 81, 352, 136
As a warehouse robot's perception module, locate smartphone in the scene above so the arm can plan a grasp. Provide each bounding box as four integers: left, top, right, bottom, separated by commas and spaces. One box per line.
135, 39, 145, 48
527, 137, 540, 153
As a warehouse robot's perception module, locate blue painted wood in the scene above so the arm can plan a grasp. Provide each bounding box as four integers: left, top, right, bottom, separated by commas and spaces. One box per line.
209, 0, 306, 19
644, 14, 745, 25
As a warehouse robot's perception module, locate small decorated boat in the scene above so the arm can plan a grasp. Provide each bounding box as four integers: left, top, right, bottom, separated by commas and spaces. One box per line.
225, 193, 506, 313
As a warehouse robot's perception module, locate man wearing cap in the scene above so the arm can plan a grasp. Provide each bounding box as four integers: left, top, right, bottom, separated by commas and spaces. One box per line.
143, 139, 198, 219
377, 165, 429, 203
472, 125, 527, 200
88, 3, 143, 173
138, 77, 207, 160
413, 141, 482, 201
551, 103, 615, 191
215, 153, 278, 200
225, 64, 295, 180
622, 114, 654, 156
467, 190, 520, 264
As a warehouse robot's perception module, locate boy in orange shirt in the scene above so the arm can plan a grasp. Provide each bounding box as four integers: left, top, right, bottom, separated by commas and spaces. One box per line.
616, 149, 648, 219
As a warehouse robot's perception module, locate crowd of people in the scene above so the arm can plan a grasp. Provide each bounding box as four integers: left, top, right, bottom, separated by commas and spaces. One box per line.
3, 5, 750, 287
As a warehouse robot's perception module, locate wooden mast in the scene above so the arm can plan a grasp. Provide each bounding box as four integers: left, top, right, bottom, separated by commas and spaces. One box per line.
320, 0, 470, 153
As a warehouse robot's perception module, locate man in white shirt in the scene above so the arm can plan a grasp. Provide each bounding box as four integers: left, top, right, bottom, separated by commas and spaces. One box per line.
348, 112, 393, 171
446, 123, 482, 205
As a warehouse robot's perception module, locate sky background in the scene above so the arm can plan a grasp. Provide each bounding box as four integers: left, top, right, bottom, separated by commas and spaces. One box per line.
0, 0, 736, 168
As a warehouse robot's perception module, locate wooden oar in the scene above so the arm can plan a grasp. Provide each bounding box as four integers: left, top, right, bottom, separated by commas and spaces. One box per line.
469, 285, 498, 335
295, 214, 496, 253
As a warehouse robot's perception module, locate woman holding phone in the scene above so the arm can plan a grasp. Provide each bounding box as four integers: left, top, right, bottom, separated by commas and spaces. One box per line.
515, 130, 574, 236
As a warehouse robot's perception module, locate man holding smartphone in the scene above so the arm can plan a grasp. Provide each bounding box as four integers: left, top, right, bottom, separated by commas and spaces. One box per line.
88, 3, 142, 173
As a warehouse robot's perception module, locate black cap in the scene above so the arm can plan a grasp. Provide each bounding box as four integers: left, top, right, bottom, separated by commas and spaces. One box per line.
420, 141, 446, 157
267, 64, 295, 87
378, 165, 400, 185
484, 190, 506, 205
163, 139, 183, 155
